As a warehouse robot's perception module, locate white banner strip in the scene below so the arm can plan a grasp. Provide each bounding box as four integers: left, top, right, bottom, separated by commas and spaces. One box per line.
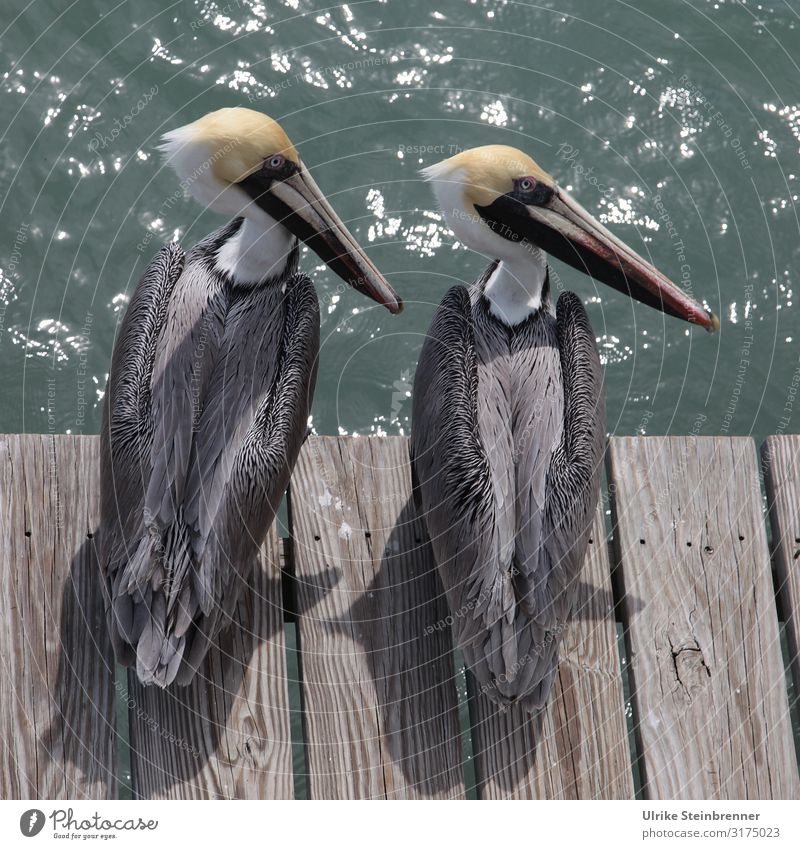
1, 800, 798, 847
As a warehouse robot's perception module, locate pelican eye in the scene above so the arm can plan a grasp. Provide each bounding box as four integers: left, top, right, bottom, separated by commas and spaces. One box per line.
259, 153, 297, 181
513, 176, 554, 206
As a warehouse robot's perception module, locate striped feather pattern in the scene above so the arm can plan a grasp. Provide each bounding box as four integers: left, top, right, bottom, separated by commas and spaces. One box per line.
411, 271, 605, 711
100, 221, 319, 686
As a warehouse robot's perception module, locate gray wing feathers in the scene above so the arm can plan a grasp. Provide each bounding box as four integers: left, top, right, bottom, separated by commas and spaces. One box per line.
185, 283, 287, 559
411, 286, 604, 711
176, 275, 319, 684
505, 292, 605, 709
411, 286, 513, 667
146, 261, 228, 529
101, 228, 319, 687
541, 292, 605, 611
99, 243, 186, 666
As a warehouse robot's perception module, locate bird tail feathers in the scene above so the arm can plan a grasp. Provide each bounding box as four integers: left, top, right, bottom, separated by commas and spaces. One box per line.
110, 514, 199, 688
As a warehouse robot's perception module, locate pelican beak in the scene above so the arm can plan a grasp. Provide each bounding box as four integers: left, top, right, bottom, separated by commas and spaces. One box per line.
239, 163, 403, 314
477, 187, 718, 331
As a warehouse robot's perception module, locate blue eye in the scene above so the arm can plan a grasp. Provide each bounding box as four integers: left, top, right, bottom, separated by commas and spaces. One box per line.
268, 155, 285, 169
519, 177, 534, 191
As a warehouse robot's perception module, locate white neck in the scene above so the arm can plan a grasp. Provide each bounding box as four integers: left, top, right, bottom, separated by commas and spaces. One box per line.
215, 205, 296, 285
484, 243, 547, 325
425, 167, 549, 325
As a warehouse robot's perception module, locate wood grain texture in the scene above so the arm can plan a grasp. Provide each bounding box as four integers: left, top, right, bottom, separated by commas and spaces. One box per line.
289, 436, 464, 799
0, 434, 116, 798
128, 528, 293, 799
763, 435, 800, 705
609, 436, 799, 799
470, 501, 634, 799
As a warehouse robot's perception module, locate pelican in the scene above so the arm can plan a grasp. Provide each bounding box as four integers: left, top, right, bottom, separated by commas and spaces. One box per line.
411, 145, 716, 711
100, 107, 401, 687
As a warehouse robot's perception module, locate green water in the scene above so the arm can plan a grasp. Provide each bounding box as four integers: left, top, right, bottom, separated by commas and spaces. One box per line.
2, 0, 799, 440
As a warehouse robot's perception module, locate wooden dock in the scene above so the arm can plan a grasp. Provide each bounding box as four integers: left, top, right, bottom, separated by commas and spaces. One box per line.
0, 433, 798, 799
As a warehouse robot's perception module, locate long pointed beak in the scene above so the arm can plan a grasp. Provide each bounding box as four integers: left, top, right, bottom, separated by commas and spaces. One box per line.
486, 187, 718, 331
245, 164, 402, 314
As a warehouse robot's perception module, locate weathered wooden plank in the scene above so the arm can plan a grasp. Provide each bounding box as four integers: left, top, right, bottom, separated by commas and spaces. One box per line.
128, 528, 293, 799
289, 436, 464, 799
609, 436, 799, 799
0, 434, 116, 798
470, 501, 634, 799
763, 435, 800, 703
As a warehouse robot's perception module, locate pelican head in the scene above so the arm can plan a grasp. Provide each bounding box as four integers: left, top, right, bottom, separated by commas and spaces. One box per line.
160, 107, 402, 313
422, 144, 717, 330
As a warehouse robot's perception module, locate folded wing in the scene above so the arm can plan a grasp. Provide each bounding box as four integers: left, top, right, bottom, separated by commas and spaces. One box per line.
101, 231, 319, 686
411, 287, 604, 710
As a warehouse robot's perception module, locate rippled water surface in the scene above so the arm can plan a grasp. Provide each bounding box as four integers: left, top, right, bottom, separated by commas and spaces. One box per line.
2, 0, 800, 440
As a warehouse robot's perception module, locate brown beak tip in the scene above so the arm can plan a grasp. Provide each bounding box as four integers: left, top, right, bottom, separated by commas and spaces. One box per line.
389, 298, 404, 315
707, 311, 720, 333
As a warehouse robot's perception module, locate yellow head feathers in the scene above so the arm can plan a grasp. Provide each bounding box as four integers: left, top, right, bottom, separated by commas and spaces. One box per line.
160, 107, 300, 187
421, 144, 554, 208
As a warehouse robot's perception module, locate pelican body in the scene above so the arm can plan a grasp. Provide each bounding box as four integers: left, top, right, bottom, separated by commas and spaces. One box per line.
100, 108, 401, 687
411, 146, 716, 711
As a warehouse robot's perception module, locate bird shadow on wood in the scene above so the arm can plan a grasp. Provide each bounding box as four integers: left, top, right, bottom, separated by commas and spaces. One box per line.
123, 554, 281, 798
467, 547, 642, 799
468, 689, 547, 796
307, 495, 640, 799
322, 495, 466, 799
41, 533, 118, 799
123, 547, 334, 799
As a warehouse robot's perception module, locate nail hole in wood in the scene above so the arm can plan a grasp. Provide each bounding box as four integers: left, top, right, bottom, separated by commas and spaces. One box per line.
704, 545, 713, 554
639, 539, 646, 545
24, 530, 31, 538
738, 535, 745, 541
364, 531, 371, 539
313, 535, 320, 542
686, 541, 692, 547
